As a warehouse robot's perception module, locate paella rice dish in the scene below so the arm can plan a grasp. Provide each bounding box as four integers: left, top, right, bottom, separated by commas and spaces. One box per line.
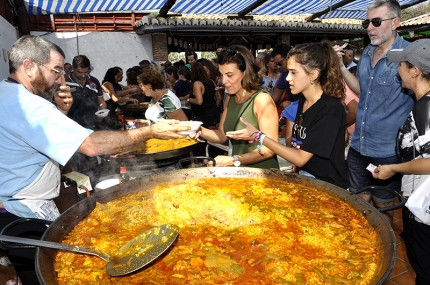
55, 177, 383, 285
123, 138, 198, 154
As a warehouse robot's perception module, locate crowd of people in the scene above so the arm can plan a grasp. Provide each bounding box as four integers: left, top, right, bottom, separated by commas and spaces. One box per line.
1, 0, 430, 284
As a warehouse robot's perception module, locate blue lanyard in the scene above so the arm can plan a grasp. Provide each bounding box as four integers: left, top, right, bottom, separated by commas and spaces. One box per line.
7, 77, 20, 84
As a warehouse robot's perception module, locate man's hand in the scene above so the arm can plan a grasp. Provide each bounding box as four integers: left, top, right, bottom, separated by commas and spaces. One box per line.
54, 75, 73, 114
149, 120, 190, 140
333, 44, 346, 69
372, 165, 396, 180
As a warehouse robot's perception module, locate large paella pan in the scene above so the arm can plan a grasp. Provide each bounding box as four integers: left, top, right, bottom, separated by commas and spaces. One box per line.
37, 167, 396, 285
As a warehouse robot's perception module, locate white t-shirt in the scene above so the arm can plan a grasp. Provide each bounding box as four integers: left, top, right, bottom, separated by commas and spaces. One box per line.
145, 90, 182, 124
0, 80, 93, 216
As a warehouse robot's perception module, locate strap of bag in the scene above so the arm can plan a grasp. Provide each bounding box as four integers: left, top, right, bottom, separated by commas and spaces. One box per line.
228, 90, 267, 156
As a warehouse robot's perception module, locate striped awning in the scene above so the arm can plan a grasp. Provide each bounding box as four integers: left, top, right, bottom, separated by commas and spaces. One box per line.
24, 0, 421, 19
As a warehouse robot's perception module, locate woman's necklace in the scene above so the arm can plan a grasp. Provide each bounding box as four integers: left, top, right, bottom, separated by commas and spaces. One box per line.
235, 89, 248, 104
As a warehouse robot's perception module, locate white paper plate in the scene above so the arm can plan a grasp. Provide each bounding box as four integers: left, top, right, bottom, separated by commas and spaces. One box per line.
95, 109, 110, 117
95, 178, 119, 190
177, 130, 197, 135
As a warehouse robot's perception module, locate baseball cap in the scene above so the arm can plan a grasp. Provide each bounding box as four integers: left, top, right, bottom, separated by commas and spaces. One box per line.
387, 39, 430, 73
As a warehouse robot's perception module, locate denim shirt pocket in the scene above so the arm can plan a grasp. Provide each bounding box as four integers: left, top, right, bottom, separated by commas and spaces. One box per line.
376, 70, 398, 98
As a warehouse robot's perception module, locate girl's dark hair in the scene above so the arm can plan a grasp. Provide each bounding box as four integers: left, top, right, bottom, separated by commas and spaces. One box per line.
261, 54, 272, 76
126, 71, 139, 85
102, 66, 122, 84
137, 70, 164, 90
406, 61, 430, 82
190, 62, 211, 85
173, 60, 186, 68
165, 66, 179, 81
217, 44, 263, 91
287, 41, 345, 104
178, 66, 191, 81
197, 58, 219, 83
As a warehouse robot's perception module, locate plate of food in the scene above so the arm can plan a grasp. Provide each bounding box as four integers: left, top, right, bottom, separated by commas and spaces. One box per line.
174, 121, 203, 135
95, 109, 110, 118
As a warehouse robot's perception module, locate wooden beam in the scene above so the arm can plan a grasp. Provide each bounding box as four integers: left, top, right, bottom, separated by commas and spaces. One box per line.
306, 0, 357, 21
227, 0, 269, 20
255, 35, 277, 44
159, 0, 179, 18
13, 0, 29, 36
238, 0, 269, 18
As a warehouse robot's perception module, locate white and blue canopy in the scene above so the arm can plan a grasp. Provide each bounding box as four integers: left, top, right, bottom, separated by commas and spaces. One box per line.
24, 0, 423, 19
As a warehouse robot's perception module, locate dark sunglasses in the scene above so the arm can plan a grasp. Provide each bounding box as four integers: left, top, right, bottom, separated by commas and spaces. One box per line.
219, 48, 239, 56
362, 17, 396, 29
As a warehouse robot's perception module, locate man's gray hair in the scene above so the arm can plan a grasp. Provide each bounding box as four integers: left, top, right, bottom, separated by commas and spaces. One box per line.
368, 0, 401, 18
9, 35, 65, 74
257, 52, 267, 59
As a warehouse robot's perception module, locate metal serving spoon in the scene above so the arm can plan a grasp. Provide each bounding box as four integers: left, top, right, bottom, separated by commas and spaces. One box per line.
0, 224, 179, 276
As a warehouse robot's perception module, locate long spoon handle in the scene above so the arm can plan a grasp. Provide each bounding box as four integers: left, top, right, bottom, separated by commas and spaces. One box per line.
0, 234, 110, 262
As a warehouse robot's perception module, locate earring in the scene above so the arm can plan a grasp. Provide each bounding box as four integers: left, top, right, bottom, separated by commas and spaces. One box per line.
310, 80, 314, 85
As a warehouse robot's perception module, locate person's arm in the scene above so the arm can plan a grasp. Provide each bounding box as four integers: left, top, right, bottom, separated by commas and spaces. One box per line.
285, 119, 294, 147
98, 96, 107, 110
102, 83, 138, 104
333, 45, 361, 96
345, 99, 358, 127
198, 103, 229, 144
215, 93, 280, 167
226, 117, 313, 167
271, 87, 285, 105
178, 93, 190, 101
78, 120, 187, 156
189, 81, 204, 105
340, 66, 361, 96
116, 85, 140, 98
167, 108, 188, 121
374, 158, 430, 180
263, 136, 313, 167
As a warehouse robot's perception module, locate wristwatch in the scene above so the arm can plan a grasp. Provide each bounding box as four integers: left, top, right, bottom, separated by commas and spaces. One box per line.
233, 155, 241, 167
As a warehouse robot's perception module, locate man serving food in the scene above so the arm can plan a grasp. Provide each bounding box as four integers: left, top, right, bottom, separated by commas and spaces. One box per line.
0, 35, 188, 284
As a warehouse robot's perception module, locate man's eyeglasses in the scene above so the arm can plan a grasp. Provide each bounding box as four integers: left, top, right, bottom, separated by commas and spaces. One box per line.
37, 62, 65, 78
361, 17, 396, 29
276, 57, 285, 67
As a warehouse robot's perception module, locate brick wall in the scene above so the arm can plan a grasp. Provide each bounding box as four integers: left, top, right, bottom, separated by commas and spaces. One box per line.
152, 33, 168, 61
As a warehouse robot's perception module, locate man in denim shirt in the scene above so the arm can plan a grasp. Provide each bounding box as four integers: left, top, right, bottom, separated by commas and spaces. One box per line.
337, 0, 414, 224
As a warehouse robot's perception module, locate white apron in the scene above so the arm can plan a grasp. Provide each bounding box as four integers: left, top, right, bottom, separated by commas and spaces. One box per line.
5, 160, 61, 221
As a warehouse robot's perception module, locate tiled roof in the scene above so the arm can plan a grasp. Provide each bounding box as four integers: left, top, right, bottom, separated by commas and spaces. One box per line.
136, 14, 364, 31
400, 13, 430, 27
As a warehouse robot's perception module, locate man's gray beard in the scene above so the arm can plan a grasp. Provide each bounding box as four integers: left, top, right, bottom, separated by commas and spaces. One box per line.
34, 68, 55, 100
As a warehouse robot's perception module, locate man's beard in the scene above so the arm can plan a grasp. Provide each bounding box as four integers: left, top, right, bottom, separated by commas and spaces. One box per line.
33, 68, 55, 100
